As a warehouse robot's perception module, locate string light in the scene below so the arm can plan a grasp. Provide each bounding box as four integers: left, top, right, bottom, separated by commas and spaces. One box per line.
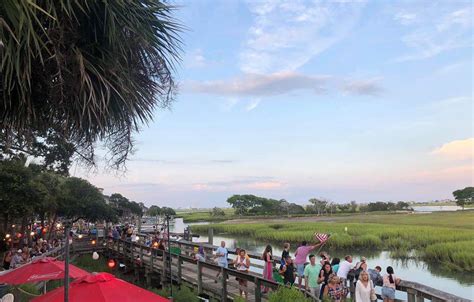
78, 234, 83, 239
107, 259, 116, 268
5, 234, 11, 239
30, 232, 35, 236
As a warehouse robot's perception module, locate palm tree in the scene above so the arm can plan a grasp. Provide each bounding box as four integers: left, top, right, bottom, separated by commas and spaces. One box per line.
0, 0, 182, 169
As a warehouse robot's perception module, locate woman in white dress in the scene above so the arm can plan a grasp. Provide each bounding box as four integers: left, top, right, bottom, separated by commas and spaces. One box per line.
356, 271, 375, 302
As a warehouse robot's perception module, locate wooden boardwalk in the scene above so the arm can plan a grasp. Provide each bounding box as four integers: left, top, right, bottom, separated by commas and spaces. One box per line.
60, 236, 470, 302
106, 239, 296, 301
102, 238, 470, 302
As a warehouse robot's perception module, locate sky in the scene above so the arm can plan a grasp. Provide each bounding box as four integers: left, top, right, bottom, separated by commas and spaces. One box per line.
76, 0, 473, 208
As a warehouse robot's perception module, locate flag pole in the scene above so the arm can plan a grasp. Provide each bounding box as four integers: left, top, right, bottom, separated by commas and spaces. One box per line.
64, 220, 71, 302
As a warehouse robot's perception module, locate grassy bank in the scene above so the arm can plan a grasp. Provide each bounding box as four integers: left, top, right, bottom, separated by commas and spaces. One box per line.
191, 211, 474, 271
176, 208, 236, 222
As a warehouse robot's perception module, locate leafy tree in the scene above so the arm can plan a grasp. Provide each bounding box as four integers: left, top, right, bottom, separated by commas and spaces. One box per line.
350, 200, 358, 213
57, 177, 116, 222
308, 198, 328, 216
0, 0, 182, 169
109, 193, 142, 218
147, 205, 162, 217
161, 207, 176, 216
453, 187, 474, 210
0, 158, 37, 233
227, 195, 257, 216
396, 201, 411, 211
211, 207, 225, 217
280, 200, 290, 217
287, 203, 306, 215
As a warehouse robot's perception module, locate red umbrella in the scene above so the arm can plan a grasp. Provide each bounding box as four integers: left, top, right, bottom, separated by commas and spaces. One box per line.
32, 272, 170, 302
0, 257, 88, 284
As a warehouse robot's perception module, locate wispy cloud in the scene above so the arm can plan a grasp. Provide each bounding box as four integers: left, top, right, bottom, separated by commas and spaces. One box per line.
131, 158, 238, 165
240, 0, 367, 73
395, 6, 472, 62
432, 138, 473, 161
184, 49, 216, 68
186, 71, 382, 98
393, 12, 417, 25
342, 77, 383, 96
246, 98, 261, 111
192, 177, 285, 192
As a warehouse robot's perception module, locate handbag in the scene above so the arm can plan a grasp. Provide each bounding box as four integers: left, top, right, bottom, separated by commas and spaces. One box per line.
370, 280, 377, 301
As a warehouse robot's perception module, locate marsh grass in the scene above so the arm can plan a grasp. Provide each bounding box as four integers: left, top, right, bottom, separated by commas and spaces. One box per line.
191, 211, 474, 271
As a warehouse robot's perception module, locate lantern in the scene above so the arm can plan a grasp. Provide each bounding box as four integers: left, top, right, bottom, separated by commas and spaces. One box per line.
107, 259, 116, 268
30, 232, 35, 236
92, 252, 99, 260
91, 239, 96, 245
78, 234, 83, 239
5, 234, 10, 239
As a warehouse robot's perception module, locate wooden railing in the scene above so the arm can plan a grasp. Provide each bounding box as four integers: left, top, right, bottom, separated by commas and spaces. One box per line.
167, 238, 470, 302
58, 233, 470, 302
105, 238, 319, 302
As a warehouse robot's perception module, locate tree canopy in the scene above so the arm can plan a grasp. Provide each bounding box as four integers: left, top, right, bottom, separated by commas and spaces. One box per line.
0, 158, 119, 237
0, 0, 182, 169
453, 187, 474, 209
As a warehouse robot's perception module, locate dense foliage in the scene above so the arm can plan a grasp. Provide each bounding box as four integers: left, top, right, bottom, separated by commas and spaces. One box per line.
146, 205, 176, 217
0, 0, 182, 169
0, 158, 155, 247
453, 187, 474, 209
226, 194, 413, 216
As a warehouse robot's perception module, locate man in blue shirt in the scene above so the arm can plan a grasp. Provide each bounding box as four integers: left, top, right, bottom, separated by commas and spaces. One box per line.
215, 241, 228, 281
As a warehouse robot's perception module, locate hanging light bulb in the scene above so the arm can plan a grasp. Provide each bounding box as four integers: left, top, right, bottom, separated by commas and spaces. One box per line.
107, 259, 116, 268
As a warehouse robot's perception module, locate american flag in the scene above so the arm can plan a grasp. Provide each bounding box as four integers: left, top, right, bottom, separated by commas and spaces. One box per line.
315, 233, 330, 242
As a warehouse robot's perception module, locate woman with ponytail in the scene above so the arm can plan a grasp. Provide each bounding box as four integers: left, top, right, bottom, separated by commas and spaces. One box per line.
381, 266, 400, 302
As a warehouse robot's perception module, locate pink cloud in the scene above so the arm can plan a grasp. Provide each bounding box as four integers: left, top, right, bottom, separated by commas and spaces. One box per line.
432, 138, 473, 160
246, 181, 284, 190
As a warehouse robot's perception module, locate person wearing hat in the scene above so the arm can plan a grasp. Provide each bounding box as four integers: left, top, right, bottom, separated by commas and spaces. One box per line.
9, 249, 24, 269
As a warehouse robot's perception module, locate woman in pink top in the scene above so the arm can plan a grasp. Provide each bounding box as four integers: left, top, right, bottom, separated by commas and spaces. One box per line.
261, 245, 273, 293
381, 266, 400, 302
294, 240, 324, 289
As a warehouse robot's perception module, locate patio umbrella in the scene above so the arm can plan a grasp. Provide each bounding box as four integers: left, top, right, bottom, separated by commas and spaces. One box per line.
32, 272, 170, 302
0, 257, 88, 285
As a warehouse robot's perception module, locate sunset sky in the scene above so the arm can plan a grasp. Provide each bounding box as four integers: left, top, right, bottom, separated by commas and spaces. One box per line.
77, 0, 473, 208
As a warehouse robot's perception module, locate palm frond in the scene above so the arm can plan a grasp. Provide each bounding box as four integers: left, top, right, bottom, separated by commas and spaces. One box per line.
1, 0, 183, 168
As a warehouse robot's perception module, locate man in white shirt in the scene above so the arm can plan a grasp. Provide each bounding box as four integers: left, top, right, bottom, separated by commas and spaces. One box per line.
337, 255, 353, 285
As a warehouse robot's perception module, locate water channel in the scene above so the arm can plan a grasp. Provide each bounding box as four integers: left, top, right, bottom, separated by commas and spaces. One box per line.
167, 217, 473, 300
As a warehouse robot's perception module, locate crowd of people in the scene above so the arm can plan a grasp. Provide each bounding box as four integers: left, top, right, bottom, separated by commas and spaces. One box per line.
193, 239, 401, 302
2, 238, 60, 271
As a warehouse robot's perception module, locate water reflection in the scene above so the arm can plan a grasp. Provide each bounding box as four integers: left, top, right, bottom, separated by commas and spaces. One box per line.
167, 218, 473, 300
412, 206, 462, 212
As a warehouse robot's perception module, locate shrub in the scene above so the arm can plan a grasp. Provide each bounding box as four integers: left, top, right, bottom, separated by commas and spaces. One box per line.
268, 287, 311, 302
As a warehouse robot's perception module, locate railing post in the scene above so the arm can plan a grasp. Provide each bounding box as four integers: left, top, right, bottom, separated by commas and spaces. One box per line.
162, 250, 166, 287
139, 245, 143, 262
221, 268, 227, 301
255, 278, 262, 302
407, 288, 416, 302
416, 294, 424, 302
208, 228, 214, 245
150, 250, 154, 270
177, 255, 182, 284
197, 261, 203, 294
